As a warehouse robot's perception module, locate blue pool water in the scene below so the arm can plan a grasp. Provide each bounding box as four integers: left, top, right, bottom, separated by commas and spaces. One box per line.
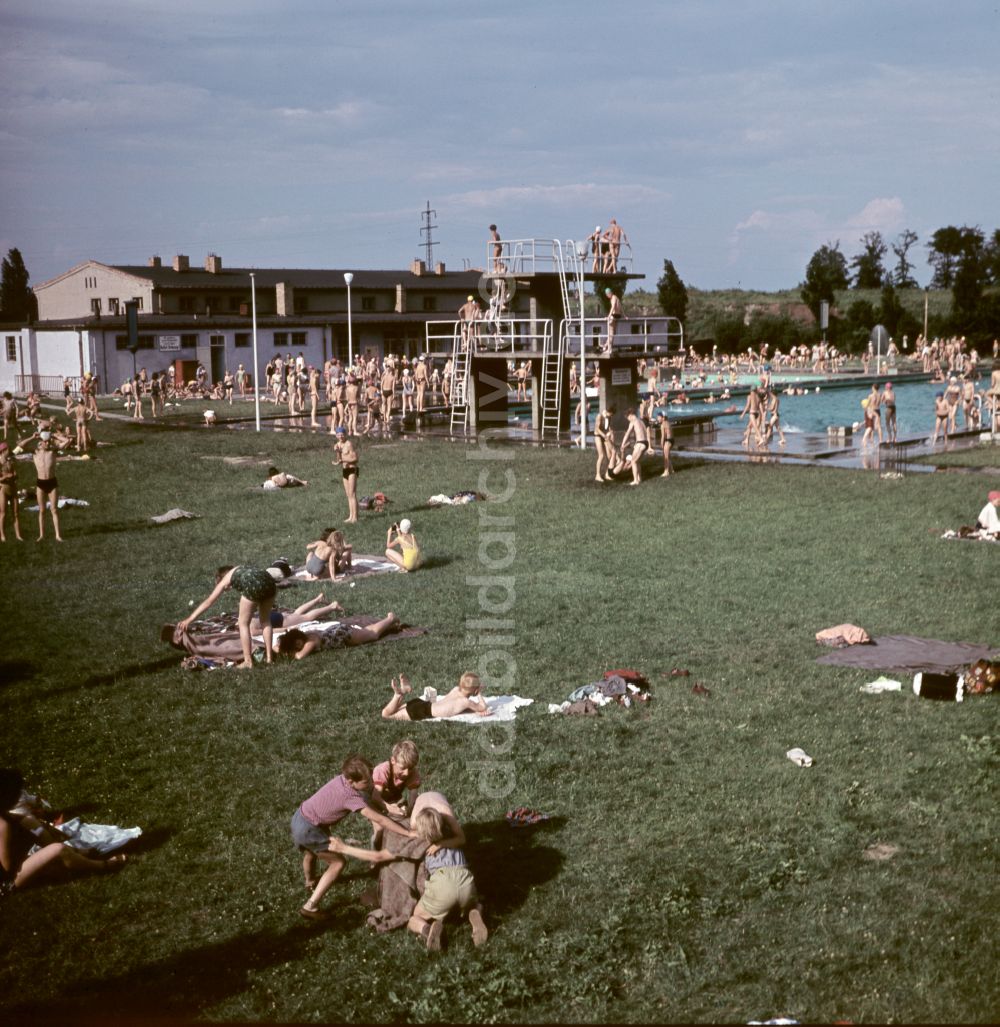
657, 380, 961, 438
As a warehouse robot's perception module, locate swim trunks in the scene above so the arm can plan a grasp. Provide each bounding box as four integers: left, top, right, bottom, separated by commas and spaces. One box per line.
230, 566, 277, 603
318, 624, 352, 650
36, 477, 58, 494
405, 698, 434, 721
342, 465, 358, 480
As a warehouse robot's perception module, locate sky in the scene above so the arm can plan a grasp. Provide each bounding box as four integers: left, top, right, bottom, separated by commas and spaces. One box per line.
1, 0, 998, 293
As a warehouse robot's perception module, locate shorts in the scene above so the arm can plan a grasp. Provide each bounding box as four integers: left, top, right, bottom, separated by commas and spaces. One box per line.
342, 465, 358, 480
420, 866, 477, 919
290, 808, 330, 854
319, 623, 352, 650
230, 566, 277, 603
405, 698, 434, 721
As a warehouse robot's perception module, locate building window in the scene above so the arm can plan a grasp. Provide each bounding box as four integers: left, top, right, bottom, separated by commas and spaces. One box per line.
234, 333, 250, 348
290, 332, 307, 346
361, 296, 376, 312
422, 296, 436, 312
274, 332, 288, 348
179, 296, 195, 313
5, 336, 16, 362
91, 298, 102, 316
108, 298, 120, 315
180, 334, 198, 348
115, 334, 155, 351
209, 334, 225, 348
132, 296, 144, 311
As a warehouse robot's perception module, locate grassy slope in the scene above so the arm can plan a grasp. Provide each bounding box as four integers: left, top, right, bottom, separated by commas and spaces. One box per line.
1, 419, 997, 1024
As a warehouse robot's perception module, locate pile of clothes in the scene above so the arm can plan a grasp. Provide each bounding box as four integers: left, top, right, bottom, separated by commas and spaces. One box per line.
548, 669, 652, 715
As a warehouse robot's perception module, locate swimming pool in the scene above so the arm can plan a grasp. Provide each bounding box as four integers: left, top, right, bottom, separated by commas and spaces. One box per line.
656, 380, 970, 438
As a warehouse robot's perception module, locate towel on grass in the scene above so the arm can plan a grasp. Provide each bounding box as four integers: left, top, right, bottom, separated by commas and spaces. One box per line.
817, 635, 1000, 674
150, 508, 200, 524
292, 554, 400, 581
23, 497, 89, 511
430, 695, 533, 724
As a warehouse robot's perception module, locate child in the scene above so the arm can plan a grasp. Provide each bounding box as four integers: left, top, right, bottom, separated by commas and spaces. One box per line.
381, 672, 492, 722
0, 442, 23, 542
408, 805, 487, 950
32, 432, 63, 542
373, 740, 421, 816
291, 755, 414, 920
385, 518, 421, 572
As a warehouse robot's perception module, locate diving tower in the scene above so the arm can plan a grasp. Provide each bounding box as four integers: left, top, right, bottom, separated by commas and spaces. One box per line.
424, 238, 684, 436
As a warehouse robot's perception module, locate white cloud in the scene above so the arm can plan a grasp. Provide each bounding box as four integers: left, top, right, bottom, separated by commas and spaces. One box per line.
447, 183, 666, 210
845, 197, 906, 235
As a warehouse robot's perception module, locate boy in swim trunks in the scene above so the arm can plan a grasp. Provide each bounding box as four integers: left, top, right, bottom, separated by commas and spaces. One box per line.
656, 411, 673, 477
32, 433, 63, 542
0, 441, 23, 541
381, 671, 492, 721
332, 428, 359, 523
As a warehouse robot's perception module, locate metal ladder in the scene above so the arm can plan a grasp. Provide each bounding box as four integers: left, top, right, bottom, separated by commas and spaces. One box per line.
448, 323, 472, 432
540, 321, 563, 433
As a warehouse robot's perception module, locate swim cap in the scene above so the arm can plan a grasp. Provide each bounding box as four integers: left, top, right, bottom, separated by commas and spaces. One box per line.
39, 430, 51, 440
335, 426, 346, 436
399, 518, 412, 533
467, 295, 474, 302
989, 491, 1000, 502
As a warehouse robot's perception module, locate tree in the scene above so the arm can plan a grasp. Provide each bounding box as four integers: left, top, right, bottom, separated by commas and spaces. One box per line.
984, 228, 1000, 286
926, 226, 967, 288
656, 259, 688, 322
0, 248, 36, 323
890, 229, 919, 288
850, 231, 887, 289
800, 241, 849, 321
951, 228, 986, 325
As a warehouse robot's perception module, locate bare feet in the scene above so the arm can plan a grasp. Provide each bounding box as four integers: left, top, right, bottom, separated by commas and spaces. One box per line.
469, 907, 488, 947
237, 660, 254, 670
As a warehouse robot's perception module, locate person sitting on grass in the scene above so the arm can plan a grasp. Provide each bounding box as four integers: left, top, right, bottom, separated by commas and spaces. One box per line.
275, 612, 401, 659
291, 755, 414, 921
175, 565, 277, 669
407, 805, 488, 951
1, 768, 126, 897
303, 528, 352, 580
385, 518, 421, 572
381, 671, 492, 721
976, 490, 1000, 538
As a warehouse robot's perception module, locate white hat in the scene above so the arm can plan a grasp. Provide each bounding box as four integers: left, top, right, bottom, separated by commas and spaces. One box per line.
399, 518, 412, 533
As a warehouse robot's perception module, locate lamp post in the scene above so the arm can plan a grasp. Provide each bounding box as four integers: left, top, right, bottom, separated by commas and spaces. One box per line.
249, 272, 260, 432
923, 286, 929, 345
575, 242, 587, 449
344, 272, 354, 370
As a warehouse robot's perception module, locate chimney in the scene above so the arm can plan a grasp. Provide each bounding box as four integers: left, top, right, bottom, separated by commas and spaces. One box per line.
410, 259, 426, 276
276, 281, 294, 317
395, 283, 406, 314
434, 262, 446, 276
148, 255, 161, 268
205, 253, 222, 273
173, 254, 189, 272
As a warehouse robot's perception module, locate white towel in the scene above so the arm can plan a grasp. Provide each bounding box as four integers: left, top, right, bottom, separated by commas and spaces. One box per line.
433, 695, 533, 724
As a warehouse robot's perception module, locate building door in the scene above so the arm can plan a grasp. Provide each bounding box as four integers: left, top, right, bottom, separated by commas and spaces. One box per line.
209, 335, 226, 383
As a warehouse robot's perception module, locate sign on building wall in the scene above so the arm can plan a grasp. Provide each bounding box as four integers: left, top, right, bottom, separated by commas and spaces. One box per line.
611, 367, 632, 386
158, 335, 181, 351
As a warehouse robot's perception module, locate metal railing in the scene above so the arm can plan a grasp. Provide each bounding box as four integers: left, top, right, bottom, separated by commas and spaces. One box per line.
560, 316, 684, 356
487, 237, 633, 276
425, 317, 553, 357
15, 374, 78, 395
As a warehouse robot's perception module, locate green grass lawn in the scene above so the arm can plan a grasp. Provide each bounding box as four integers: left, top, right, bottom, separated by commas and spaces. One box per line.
914, 441, 1000, 470
1, 418, 997, 1023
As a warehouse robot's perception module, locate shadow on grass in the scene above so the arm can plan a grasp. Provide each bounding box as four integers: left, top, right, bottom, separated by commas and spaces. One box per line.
71, 518, 163, 537
38, 655, 181, 699
416, 554, 454, 570
3, 921, 347, 1021
464, 816, 566, 918
127, 824, 174, 856
0, 659, 36, 686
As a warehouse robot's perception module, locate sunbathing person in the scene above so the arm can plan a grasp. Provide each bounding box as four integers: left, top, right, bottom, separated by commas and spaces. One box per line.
276, 612, 401, 659
385, 518, 421, 572
250, 592, 345, 632
381, 671, 492, 721
262, 466, 308, 489
303, 528, 352, 580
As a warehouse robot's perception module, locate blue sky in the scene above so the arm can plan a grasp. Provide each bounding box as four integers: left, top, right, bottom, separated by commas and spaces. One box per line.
1, 0, 997, 292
